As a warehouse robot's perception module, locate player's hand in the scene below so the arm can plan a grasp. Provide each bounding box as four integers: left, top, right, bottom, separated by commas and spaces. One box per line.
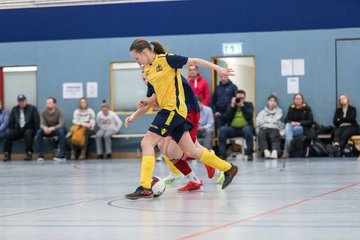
137, 99, 148, 109
215, 112, 222, 117
125, 116, 134, 128
218, 67, 235, 78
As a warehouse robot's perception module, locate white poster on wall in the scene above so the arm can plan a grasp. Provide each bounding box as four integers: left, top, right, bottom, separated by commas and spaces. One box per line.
287, 77, 299, 94
281, 59, 293, 76
293, 59, 305, 76
63, 83, 83, 99
87, 82, 98, 98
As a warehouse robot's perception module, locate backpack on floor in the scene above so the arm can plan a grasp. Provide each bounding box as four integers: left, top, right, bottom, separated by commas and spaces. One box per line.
309, 140, 329, 157
289, 138, 305, 158
343, 143, 359, 157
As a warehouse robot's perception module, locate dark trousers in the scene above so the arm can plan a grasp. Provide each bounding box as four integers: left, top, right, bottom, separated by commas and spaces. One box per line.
4, 128, 35, 154
215, 115, 225, 129
258, 128, 281, 153
0, 131, 6, 141
35, 127, 66, 155
333, 126, 359, 151
218, 125, 254, 156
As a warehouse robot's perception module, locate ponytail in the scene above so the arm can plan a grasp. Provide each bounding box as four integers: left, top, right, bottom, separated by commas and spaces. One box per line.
150, 41, 166, 54
130, 38, 167, 54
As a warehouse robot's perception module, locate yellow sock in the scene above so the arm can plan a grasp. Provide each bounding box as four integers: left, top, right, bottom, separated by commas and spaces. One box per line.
199, 148, 231, 172
140, 156, 156, 189
163, 155, 181, 175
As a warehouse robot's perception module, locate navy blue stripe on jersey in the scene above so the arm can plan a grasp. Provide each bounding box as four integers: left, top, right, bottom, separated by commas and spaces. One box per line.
146, 83, 155, 98
166, 55, 188, 69
174, 69, 181, 110
182, 76, 200, 113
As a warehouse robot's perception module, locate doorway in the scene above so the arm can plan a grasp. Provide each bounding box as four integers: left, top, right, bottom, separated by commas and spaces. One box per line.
211, 56, 256, 109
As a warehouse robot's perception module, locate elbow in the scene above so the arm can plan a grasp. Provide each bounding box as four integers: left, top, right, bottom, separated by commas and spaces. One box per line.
187, 57, 199, 66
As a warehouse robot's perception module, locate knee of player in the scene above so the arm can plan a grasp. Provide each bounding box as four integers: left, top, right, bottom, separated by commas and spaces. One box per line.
140, 137, 157, 149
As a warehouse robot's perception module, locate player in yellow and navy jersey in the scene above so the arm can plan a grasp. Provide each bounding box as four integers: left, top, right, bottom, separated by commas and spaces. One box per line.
125, 70, 216, 192
125, 38, 239, 200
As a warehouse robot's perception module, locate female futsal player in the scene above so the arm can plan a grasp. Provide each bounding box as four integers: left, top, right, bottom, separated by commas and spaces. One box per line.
125, 39, 238, 200
126, 70, 215, 191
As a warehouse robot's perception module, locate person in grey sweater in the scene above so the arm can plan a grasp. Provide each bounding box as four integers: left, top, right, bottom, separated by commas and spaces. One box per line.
35, 97, 67, 161
70, 97, 95, 160
256, 95, 283, 159
95, 100, 122, 159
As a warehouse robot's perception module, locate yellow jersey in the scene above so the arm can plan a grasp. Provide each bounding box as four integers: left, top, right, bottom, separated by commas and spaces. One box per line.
144, 53, 188, 118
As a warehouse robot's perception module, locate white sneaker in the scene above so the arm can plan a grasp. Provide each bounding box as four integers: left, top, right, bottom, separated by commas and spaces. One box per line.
54, 154, 67, 162
270, 150, 278, 159
264, 149, 271, 159
37, 156, 44, 162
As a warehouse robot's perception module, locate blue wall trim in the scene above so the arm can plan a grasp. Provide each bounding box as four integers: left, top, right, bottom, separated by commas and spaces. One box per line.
0, 0, 360, 43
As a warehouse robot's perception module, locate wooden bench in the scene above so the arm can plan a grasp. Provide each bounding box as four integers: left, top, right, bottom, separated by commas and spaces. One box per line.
90, 133, 145, 140
317, 133, 332, 140
350, 135, 360, 151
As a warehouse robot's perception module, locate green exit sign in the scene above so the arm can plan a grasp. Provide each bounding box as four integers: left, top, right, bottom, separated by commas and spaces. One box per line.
222, 42, 243, 56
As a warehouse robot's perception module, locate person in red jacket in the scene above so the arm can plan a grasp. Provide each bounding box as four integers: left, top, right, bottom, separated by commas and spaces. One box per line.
187, 65, 211, 106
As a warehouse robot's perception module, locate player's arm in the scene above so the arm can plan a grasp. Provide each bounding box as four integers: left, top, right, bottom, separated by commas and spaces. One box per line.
187, 57, 235, 78
139, 94, 157, 108
125, 104, 151, 128
125, 94, 158, 128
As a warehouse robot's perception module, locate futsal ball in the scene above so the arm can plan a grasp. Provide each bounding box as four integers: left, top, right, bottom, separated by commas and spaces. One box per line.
151, 176, 166, 198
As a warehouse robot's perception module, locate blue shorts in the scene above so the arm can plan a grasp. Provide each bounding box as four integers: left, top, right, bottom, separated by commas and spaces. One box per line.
149, 109, 193, 143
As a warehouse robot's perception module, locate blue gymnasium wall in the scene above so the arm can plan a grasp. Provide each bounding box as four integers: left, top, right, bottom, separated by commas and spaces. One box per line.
0, 0, 360, 152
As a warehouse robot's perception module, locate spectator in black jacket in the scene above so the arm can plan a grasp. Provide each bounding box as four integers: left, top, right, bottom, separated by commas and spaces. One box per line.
211, 75, 237, 128
3, 94, 40, 161
332, 95, 359, 155
282, 93, 314, 158
218, 90, 255, 160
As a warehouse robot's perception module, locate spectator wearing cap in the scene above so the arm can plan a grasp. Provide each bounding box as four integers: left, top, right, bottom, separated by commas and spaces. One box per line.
187, 65, 211, 106
3, 94, 40, 161
0, 100, 10, 141
35, 97, 67, 161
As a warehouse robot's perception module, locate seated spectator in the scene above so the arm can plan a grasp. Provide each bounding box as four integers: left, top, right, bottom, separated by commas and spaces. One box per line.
96, 100, 122, 159
3, 94, 40, 161
211, 75, 238, 128
256, 95, 283, 159
331, 94, 359, 156
218, 90, 255, 160
187, 65, 211, 106
196, 96, 214, 149
0, 100, 10, 141
35, 97, 67, 161
282, 93, 315, 158
70, 97, 95, 160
